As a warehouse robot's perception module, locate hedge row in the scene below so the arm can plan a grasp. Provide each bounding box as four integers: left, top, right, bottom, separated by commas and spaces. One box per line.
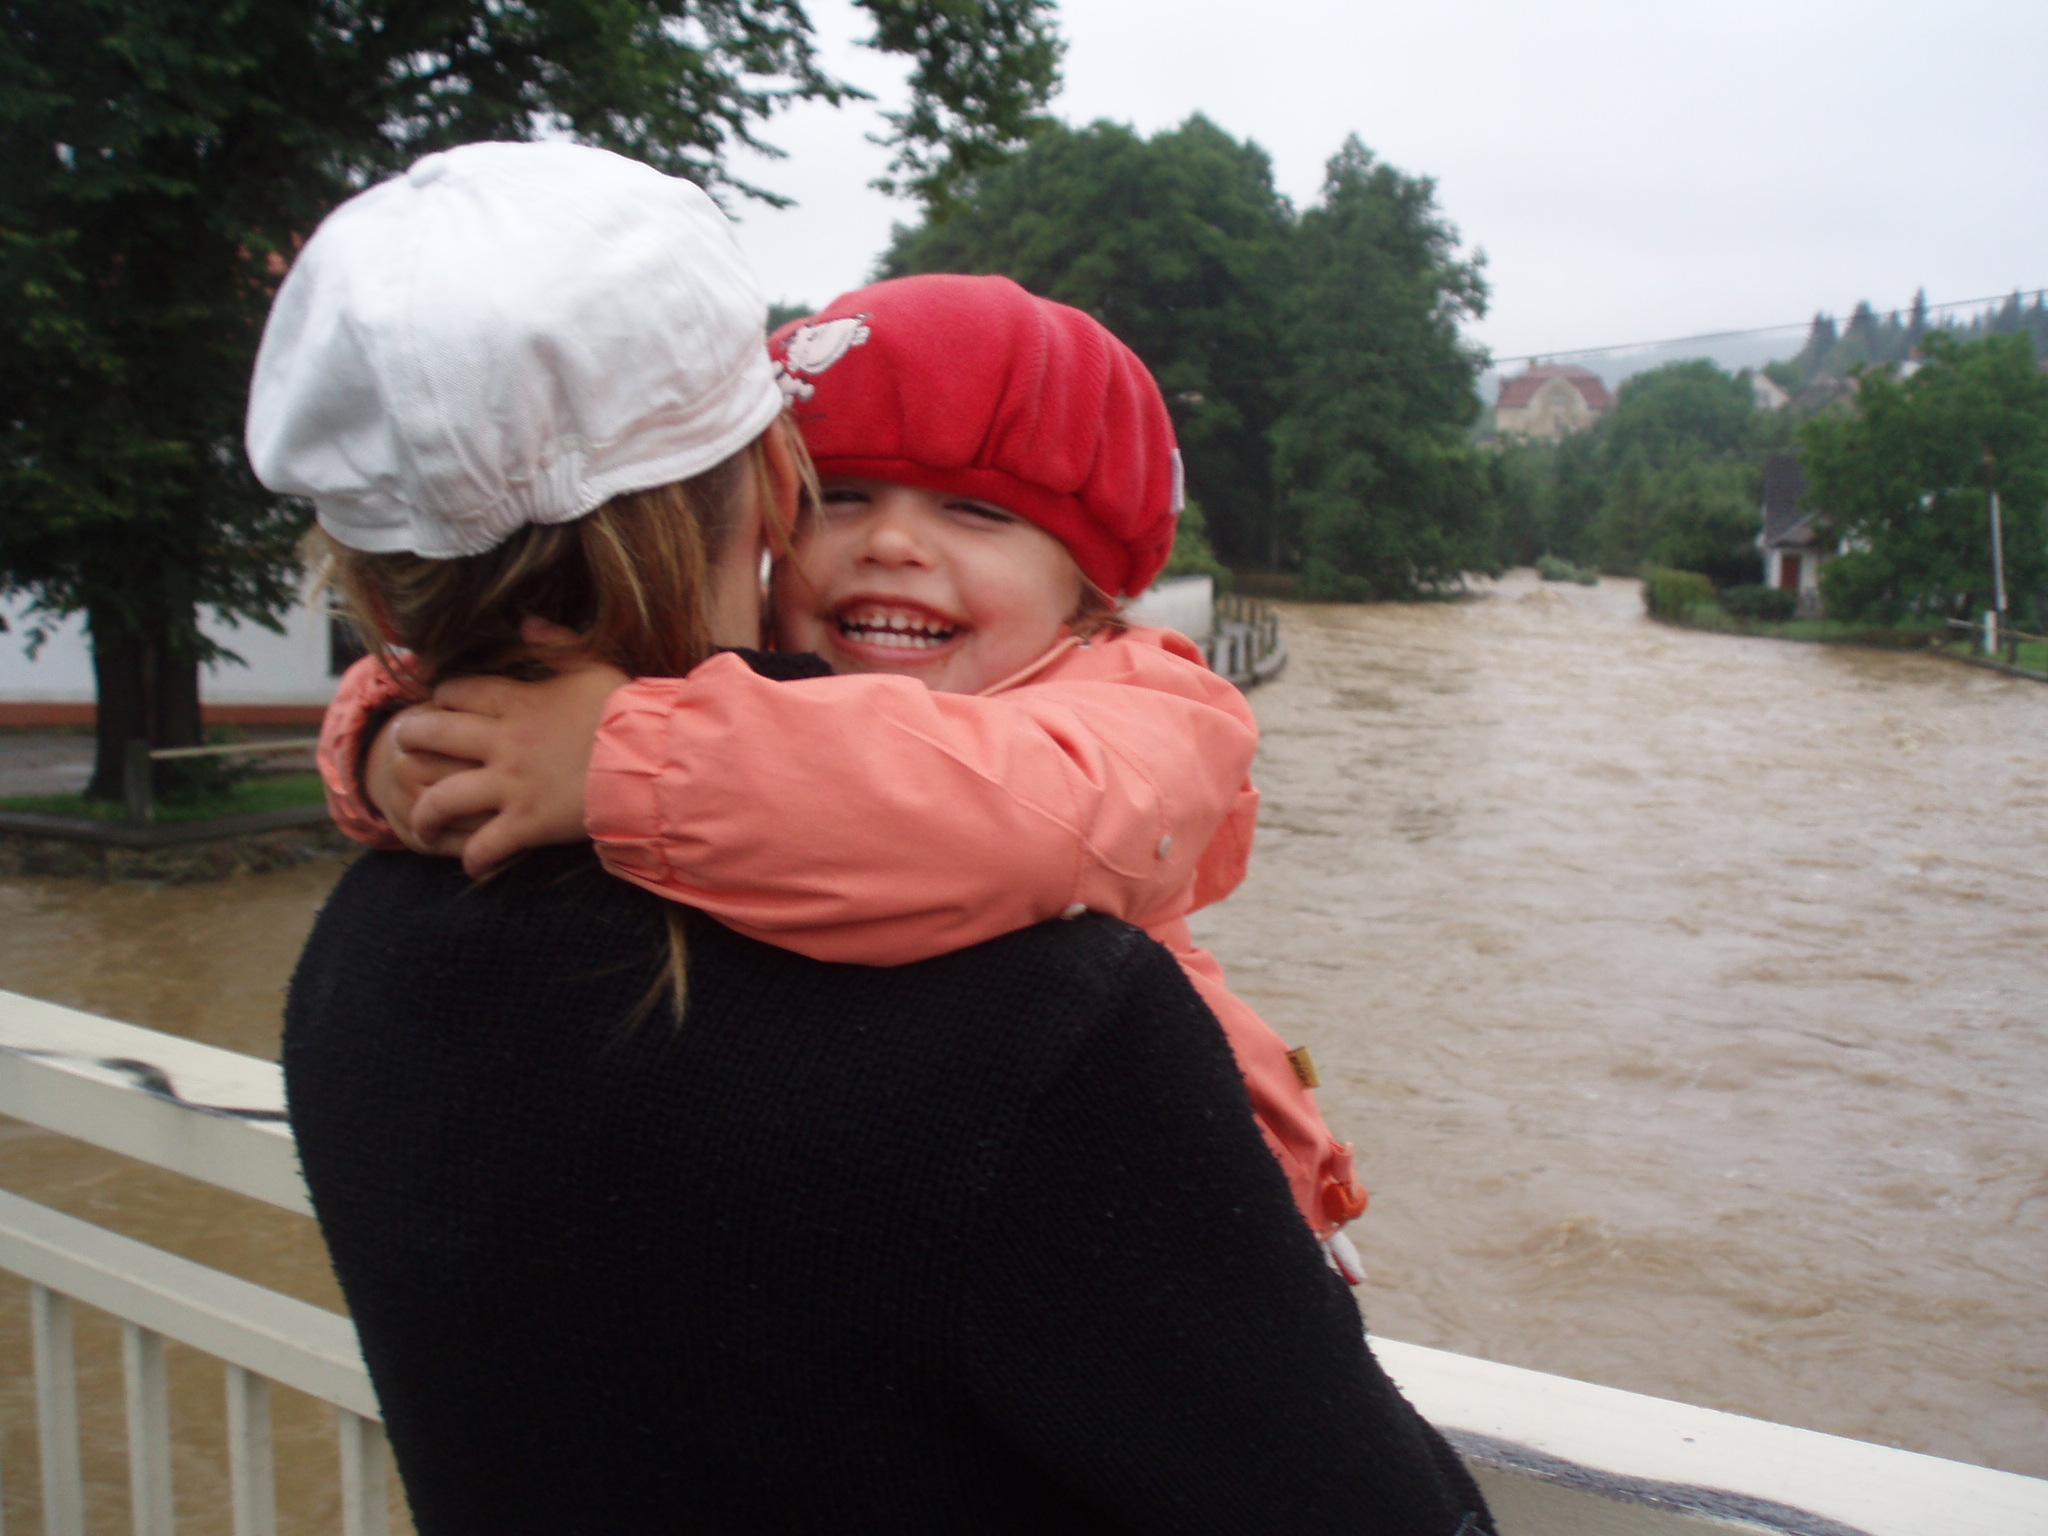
1642, 567, 1715, 620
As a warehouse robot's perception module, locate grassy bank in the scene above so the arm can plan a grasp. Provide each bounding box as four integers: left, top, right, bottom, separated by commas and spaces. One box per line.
1662, 605, 2048, 675
1932, 631, 2048, 673
0, 772, 327, 824
1667, 604, 1945, 647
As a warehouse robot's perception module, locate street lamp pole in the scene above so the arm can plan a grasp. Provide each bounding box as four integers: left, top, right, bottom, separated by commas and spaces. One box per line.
1985, 448, 2007, 656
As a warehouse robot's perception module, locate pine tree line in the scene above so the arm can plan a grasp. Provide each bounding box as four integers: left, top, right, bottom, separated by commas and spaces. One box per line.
1769, 291, 2048, 392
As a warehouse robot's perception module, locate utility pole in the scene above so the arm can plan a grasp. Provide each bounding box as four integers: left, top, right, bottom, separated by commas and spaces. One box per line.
1985, 448, 2007, 656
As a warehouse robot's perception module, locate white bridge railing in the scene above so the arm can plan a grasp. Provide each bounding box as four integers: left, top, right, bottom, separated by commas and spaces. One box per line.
0, 990, 387, 1536
3, 986, 2045, 1535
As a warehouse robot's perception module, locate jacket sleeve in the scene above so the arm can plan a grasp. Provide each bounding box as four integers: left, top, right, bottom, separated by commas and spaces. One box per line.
586, 632, 1258, 965
316, 654, 420, 851
959, 930, 1493, 1536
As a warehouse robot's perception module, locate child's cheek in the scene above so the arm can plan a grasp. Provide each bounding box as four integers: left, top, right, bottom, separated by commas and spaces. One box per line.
768, 562, 824, 651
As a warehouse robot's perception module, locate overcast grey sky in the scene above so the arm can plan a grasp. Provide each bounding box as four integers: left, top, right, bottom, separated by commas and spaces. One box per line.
723, 0, 2045, 372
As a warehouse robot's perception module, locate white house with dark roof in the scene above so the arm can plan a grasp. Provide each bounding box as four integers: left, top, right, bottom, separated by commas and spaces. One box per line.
1757, 452, 1829, 616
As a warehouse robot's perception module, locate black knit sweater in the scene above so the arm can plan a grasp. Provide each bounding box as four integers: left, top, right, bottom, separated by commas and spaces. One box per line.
286, 847, 1490, 1535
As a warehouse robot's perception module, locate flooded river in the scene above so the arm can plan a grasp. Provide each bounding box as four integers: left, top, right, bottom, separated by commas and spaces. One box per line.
2, 569, 2043, 1526
1191, 572, 2047, 1477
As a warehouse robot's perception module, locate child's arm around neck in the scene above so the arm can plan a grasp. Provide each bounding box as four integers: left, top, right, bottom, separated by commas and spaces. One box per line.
588, 624, 1257, 965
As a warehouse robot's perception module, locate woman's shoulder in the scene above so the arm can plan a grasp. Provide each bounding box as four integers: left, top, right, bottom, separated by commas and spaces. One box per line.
295, 846, 660, 1001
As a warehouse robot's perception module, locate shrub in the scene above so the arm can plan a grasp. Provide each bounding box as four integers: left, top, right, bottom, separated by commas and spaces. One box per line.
1817, 550, 1903, 624
1717, 584, 1797, 622
1299, 555, 1381, 602
1159, 498, 1233, 594
1643, 567, 1714, 620
1537, 553, 1600, 586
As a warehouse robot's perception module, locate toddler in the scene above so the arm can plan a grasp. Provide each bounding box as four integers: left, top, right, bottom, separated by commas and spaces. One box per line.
321, 274, 1369, 1273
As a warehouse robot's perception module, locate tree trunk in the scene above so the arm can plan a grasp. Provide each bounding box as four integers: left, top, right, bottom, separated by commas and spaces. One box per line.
84, 609, 204, 801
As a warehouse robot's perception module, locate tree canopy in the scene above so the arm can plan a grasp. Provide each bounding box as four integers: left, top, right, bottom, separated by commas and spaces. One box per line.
885, 120, 1495, 596
1488, 359, 1779, 586
1802, 332, 2048, 624
1270, 137, 1492, 599
1589, 361, 1761, 583
883, 115, 1294, 566
0, 0, 1059, 798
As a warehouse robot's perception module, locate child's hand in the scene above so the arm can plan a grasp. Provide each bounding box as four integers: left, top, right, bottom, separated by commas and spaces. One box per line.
398, 650, 631, 877
364, 705, 486, 856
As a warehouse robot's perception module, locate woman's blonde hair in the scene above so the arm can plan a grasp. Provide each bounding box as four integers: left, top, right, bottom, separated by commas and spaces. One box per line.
327, 417, 816, 1021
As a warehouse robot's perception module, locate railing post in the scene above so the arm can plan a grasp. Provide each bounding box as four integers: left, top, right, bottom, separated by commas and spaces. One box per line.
122, 1323, 175, 1536
337, 1412, 390, 1536
123, 740, 153, 826
30, 1284, 85, 1536
225, 1365, 277, 1536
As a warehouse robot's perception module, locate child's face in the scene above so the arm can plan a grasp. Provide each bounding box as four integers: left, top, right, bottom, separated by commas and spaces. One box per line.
774, 478, 1087, 695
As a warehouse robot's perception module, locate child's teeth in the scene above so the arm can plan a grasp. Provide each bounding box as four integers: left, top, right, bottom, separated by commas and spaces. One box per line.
840, 606, 957, 647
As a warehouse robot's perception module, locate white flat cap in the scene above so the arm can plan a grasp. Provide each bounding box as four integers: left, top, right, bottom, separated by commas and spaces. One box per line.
246, 141, 784, 558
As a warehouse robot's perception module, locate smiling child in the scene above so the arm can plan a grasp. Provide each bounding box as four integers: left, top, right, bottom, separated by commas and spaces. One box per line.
318, 274, 1370, 1269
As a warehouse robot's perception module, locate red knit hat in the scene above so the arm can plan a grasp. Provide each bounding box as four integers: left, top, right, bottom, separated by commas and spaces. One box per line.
769, 274, 1182, 598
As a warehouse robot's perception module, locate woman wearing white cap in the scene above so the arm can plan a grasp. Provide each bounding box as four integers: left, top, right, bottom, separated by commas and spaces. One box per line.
261, 142, 1490, 1535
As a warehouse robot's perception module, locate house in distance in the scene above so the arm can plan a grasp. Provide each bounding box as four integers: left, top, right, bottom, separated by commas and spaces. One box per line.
1757, 452, 1830, 617
1493, 363, 1616, 441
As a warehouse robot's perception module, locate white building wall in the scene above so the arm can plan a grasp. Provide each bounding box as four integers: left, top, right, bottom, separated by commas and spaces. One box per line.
0, 588, 340, 708
1121, 575, 1214, 641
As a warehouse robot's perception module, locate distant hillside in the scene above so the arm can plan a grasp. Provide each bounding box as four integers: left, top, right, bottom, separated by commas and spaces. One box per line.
1479, 289, 2046, 403
1765, 291, 2047, 391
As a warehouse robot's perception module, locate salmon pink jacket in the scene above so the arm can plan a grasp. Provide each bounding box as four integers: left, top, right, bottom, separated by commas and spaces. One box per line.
317, 626, 1366, 1239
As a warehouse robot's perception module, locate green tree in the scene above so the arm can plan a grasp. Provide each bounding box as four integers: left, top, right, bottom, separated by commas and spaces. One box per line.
1582, 361, 1761, 578
1642, 457, 1757, 588
1, 0, 1059, 800
863, 0, 1062, 213
1157, 498, 1232, 592
1603, 359, 1755, 470
1591, 449, 1655, 573
1486, 439, 1553, 567
1544, 428, 1608, 565
1803, 333, 2048, 624
883, 115, 1294, 565
1269, 136, 1493, 599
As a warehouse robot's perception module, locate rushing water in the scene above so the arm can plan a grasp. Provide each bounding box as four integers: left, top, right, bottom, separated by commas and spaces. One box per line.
1189, 572, 2048, 1477
1, 570, 2043, 1527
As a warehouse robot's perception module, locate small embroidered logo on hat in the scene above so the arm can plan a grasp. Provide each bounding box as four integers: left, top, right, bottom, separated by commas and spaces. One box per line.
775, 315, 871, 402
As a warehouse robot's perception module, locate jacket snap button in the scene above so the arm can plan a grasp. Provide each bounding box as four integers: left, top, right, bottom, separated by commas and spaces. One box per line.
1060, 902, 1086, 919
1156, 835, 1173, 859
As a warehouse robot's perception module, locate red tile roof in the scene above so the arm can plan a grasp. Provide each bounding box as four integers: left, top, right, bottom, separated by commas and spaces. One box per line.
1496, 364, 1615, 412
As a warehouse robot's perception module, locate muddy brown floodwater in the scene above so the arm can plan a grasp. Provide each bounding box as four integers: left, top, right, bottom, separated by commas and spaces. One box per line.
1189, 573, 2047, 1477
1, 570, 2043, 1528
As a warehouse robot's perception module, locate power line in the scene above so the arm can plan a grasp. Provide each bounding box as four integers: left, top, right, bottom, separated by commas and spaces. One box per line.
1489, 287, 2046, 371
